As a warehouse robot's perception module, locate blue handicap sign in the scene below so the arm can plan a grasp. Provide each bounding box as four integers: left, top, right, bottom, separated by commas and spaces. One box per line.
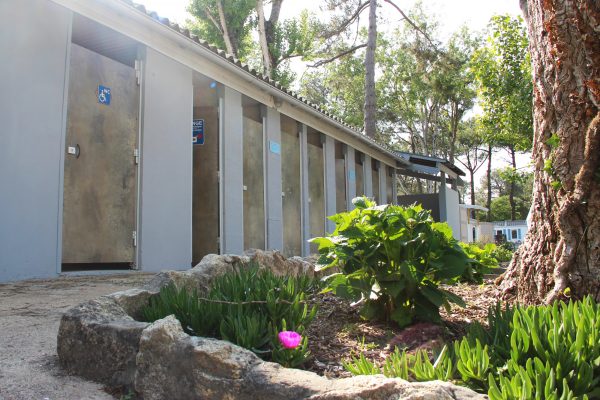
98, 85, 111, 105
193, 119, 205, 145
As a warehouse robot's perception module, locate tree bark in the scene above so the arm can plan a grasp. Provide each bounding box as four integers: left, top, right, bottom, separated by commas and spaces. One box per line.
363, 0, 377, 138
448, 102, 459, 164
486, 143, 493, 221
509, 146, 517, 220
216, 0, 236, 56
499, 0, 600, 303
256, 0, 272, 76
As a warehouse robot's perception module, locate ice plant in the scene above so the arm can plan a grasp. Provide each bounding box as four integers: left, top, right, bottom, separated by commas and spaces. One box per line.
278, 331, 302, 349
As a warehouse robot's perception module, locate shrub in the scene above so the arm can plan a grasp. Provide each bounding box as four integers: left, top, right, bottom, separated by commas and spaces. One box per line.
141, 263, 319, 368
345, 297, 600, 399
459, 242, 499, 283
490, 243, 514, 263
311, 197, 468, 328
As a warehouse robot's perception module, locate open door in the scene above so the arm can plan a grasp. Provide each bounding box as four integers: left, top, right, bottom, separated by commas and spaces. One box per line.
62, 43, 139, 268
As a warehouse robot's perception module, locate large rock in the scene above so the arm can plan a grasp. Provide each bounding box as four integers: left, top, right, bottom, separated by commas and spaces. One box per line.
57, 296, 149, 387
243, 249, 316, 277
142, 250, 315, 295
134, 315, 486, 400
134, 315, 261, 400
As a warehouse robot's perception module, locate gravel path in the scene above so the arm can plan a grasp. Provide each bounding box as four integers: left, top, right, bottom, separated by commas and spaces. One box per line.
0, 273, 153, 400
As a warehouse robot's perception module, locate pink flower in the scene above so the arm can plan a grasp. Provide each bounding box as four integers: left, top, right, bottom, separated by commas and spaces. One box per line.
278, 331, 302, 349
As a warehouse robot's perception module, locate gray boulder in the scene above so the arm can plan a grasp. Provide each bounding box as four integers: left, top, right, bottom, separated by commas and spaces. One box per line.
57, 296, 149, 387
134, 315, 486, 400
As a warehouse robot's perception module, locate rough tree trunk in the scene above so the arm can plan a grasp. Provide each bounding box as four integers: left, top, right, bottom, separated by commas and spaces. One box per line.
469, 169, 476, 219
486, 143, 493, 221
363, 0, 377, 138
216, 1, 236, 56
509, 146, 517, 220
256, 0, 271, 77
500, 0, 600, 303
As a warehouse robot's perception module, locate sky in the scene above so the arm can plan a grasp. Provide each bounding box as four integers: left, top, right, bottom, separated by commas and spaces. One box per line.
136, 0, 522, 34
136, 0, 528, 199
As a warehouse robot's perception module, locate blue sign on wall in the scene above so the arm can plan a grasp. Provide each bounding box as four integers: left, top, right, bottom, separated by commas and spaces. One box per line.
193, 119, 205, 145
349, 170, 356, 181
98, 85, 111, 105
269, 140, 281, 155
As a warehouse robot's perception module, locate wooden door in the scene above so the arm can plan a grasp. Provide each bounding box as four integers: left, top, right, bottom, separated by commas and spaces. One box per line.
62, 44, 139, 265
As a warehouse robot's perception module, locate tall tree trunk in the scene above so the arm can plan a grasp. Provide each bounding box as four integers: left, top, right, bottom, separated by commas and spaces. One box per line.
486, 143, 493, 222
216, 1, 236, 56
363, 0, 377, 138
469, 169, 476, 219
500, 0, 600, 303
509, 146, 517, 220
448, 102, 459, 164
256, 0, 272, 77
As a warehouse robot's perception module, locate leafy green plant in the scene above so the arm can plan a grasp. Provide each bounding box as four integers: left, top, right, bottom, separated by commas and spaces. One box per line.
311, 197, 467, 327
459, 242, 499, 282
344, 297, 600, 399
271, 320, 311, 368
490, 243, 514, 262
142, 263, 318, 367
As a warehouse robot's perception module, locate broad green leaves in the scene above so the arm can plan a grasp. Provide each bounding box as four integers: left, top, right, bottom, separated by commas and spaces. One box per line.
311, 197, 467, 327
471, 15, 532, 153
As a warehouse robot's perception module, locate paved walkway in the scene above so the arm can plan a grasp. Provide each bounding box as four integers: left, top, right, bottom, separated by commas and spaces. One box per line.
0, 273, 153, 400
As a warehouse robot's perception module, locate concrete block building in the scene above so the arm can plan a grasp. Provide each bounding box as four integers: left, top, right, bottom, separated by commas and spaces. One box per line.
1, 0, 412, 282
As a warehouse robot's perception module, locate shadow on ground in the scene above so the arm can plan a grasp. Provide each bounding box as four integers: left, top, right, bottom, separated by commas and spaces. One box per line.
0, 273, 153, 400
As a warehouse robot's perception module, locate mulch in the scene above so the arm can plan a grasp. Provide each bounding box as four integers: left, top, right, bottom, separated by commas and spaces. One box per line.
304, 280, 503, 378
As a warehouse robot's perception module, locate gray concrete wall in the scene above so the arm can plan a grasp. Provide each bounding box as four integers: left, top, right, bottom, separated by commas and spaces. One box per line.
344, 146, 357, 210
264, 107, 283, 250
363, 154, 373, 197
220, 87, 244, 254
299, 125, 310, 256
0, 0, 71, 282
139, 48, 193, 272
444, 188, 461, 240
323, 136, 336, 233
379, 164, 387, 204
392, 169, 398, 204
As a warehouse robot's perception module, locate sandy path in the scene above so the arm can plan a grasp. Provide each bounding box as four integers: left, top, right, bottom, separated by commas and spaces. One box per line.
0, 273, 153, 400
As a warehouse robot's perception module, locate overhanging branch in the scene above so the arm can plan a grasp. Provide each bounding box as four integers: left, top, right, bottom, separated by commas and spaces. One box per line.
308, 43, 367, 68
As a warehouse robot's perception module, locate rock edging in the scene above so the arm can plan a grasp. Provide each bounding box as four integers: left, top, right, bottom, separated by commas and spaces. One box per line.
57, 249, 486, 400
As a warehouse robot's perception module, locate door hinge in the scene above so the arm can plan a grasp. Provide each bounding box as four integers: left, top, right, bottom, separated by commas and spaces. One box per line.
132, 231, 138, 247
135, 60, 142, 86
134, 148, 140, 165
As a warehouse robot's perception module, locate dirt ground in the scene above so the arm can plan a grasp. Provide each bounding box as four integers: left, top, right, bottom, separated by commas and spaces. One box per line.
0, 273, 153, 400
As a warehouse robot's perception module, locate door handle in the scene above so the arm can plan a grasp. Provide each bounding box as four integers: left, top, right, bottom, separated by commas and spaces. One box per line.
67, 144, 81, 158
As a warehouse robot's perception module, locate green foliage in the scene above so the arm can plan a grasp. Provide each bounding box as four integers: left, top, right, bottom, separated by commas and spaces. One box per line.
345, 297, 600, 399
142, 263, 318, 367
458, 242, 500, 283
546, 133, 560, 149
471, 15, 533, 153
311, 197, 468, 328
476, 167, 534, 219
489, 243, 514, 262
187, 0, 256, 60
489, 195, 531, 221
